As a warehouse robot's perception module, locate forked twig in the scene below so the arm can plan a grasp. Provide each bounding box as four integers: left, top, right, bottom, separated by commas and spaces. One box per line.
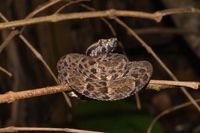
19, 0, 61, 33
0, 29, 19, 53
18, 35, 58, 82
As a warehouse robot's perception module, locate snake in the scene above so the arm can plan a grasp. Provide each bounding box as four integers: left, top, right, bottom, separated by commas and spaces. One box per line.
57, 38, 153, 101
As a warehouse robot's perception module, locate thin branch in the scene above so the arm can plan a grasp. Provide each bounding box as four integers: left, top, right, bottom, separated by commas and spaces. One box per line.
0, 8, 200, 30
79, 4, 117, 36
0, 5, 72, 106
0, 126, 104, 133
54, 0, 90, 14
26, 0, 61, 19
19, 0, 61, 33
135, 27, 200, 35
0, 66, 12, 77
113, 17, 200, 112
18, 35, 58, 82
0, 84, 69, 104
149, 80, 199, 90
0, 80, 199, 104
157, 7, 200, 17
0, 29, 19, 53
147, 98, 200, 133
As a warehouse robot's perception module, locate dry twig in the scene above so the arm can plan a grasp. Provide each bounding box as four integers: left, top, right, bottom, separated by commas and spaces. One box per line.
79, 4, 117, 36
0, 126, 104, 133
135, 27, 200, 35
54, 0, 90, 14
0, 8, 200, 30
0, 66, 12, 77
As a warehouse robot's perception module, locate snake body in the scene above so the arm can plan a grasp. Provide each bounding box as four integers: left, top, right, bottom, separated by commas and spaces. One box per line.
57, 38, 153, 101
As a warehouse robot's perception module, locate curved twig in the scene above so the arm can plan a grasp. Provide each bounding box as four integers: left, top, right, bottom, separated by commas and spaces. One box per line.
147, 98, 200, 133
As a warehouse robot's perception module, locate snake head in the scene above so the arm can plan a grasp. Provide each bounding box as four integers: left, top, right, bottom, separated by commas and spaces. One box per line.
86, 38, 118, 57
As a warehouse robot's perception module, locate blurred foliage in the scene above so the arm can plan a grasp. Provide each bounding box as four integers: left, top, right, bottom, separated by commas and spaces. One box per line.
73, 101, 163, 133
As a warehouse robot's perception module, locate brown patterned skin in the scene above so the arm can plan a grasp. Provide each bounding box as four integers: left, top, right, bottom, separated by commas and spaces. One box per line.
57, 38, 153, 101
86, 38, 117, 57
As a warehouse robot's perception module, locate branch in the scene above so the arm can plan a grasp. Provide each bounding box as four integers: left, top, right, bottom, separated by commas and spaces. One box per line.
134, 27, 200, 35
0, 126, 104, 133
148, 80, 199, 90
0, 66, 12, 77
0, 84, 68, 104
0, 7, 200, 30
0, 80, 199, 104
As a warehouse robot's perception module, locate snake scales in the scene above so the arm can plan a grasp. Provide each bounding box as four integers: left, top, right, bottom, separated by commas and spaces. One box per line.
57, 38, 153, 101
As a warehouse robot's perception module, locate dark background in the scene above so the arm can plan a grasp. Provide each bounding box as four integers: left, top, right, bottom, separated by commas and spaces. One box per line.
0, 0, 200, 133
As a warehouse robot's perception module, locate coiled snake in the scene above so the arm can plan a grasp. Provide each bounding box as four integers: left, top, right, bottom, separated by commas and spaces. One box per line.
57, 38, 153, 101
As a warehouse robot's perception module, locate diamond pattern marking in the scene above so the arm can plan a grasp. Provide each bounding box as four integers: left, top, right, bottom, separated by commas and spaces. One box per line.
57, 38, 153, 101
